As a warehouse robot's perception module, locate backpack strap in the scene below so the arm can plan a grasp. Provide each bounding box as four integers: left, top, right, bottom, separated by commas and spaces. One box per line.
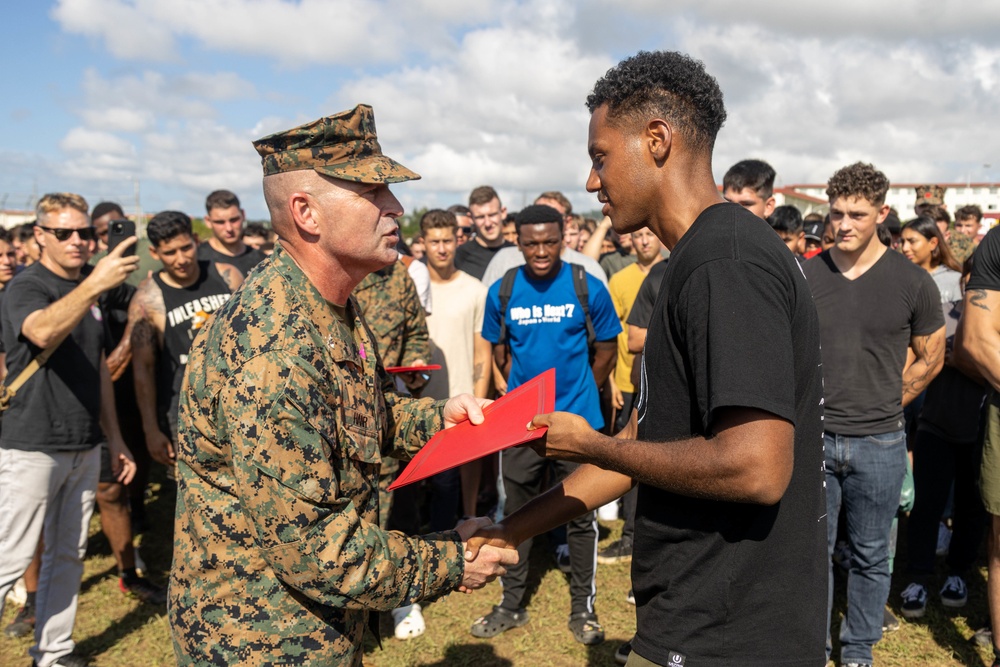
497, 266, 520, 345
570, 263, 596, 348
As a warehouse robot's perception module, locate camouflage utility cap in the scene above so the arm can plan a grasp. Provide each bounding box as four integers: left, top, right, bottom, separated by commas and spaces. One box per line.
915, 184, 945, 206
252, 104, 420, 184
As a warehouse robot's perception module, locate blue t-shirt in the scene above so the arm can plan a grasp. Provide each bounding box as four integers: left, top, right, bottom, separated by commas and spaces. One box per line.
482, 262, 621, 429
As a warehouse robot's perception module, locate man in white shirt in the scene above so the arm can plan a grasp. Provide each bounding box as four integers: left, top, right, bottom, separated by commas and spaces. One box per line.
421, 209, 492, 522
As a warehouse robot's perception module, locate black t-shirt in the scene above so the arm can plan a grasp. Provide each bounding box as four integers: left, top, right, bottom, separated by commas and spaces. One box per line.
803, 249, 943, 435
967, 225, 1000, 293
154, 261, 233, 430
966, 225, 1000, 409
197, 242, 265, 278
454, 240, 513, 281
625, 260, 667, 329
633, 203, 827, 665
0, 263, 132, 452
0, 288, 6, 355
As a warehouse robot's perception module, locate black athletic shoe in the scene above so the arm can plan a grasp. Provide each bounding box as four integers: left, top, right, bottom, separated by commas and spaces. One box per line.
119, 576, 167, 605
597, 537, 633, 564
4, 603, 34, 638
614, 639, 633, 665
555, 544, 572, 574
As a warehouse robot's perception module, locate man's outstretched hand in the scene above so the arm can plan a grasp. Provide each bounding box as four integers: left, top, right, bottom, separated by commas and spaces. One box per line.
442, 394, 492, 429
528, 411, 603, 463
463, 522, 517, 563
454, 517, 519, 593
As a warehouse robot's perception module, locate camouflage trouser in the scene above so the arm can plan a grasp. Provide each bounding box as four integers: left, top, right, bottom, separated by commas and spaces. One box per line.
378, 458, 398, 529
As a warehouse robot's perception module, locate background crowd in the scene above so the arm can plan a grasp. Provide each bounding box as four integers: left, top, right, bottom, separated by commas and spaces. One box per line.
0, 156, 997, 666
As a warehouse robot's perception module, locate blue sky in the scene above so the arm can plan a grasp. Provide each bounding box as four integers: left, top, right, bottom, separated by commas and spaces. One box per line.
2, 1, 999, 221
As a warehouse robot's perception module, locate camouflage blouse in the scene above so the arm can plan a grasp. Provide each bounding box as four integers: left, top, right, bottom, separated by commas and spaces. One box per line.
169, 244, 463, 666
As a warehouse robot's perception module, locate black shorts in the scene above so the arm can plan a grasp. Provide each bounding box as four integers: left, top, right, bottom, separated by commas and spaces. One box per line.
98, 443, 116, 485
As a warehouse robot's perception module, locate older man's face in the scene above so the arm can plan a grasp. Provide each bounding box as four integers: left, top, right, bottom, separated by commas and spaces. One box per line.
316, 178, 404, 275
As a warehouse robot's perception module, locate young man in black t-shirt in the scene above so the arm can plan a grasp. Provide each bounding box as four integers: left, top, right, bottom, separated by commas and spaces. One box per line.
956, 226, 1000, 667
197, 189, 266, 277
453, 185, 514, 281
0, 193, 139, 667
467, 51, 828, 666
130, 211, 242, 467
803, 163, 945, 667
722, 159, 777, 220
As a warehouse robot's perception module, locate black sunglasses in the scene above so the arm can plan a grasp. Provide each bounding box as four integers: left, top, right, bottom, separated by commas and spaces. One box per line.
37, 225, 98, 242
458, 226, 473, 235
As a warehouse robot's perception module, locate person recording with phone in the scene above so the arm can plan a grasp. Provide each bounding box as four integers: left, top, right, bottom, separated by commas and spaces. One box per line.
0, 193, 140, 667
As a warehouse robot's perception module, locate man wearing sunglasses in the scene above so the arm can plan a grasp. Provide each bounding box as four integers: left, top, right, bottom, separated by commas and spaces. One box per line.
197, 190, 266, 278
454, 186, 514, 281
0, 192, 140, 667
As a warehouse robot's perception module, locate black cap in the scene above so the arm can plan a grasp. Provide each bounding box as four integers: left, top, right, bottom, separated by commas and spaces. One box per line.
803, 221, 823, 242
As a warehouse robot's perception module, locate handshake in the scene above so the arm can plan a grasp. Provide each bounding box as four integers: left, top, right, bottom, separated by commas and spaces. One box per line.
454, 517, 519, 593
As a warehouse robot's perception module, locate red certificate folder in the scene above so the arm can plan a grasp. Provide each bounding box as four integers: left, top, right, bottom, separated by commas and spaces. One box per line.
385, 364, 442, 374
388, 368, 556, 490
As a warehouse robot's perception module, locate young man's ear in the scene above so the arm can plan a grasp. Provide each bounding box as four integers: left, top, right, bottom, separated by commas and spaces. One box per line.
764, 196, 776, 219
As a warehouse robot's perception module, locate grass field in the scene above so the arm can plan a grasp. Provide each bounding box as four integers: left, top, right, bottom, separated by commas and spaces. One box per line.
1, 473, 996, 666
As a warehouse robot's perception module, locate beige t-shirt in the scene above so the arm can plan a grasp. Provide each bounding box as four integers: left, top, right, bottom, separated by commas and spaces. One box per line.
423, 270, 487, 399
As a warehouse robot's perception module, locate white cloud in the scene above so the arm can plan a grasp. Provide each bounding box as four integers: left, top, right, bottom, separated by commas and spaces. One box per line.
53, 0, 506, 65
80, 107, 155, 133
668, 19, 1000, 187
60, 127, 135, 156
30, 0, 1000, 219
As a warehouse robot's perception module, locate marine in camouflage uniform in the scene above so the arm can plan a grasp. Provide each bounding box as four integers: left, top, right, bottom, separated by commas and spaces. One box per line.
168, 105, 509, 666
354, 260, 430, 527
948, 231, 975, 264
354, 262, 429, 376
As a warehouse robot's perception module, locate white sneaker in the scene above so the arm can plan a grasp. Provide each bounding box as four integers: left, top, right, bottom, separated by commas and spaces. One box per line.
392, 603, 425, 640
5, 577, 27, 606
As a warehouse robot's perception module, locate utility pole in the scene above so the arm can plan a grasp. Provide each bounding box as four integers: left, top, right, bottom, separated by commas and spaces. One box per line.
133, 176, 143, 235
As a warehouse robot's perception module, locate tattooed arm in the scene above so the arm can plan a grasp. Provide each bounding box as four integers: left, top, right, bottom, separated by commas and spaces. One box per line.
956, 288, 1000, 391
902, 326, 946, 407
129, 278, 174, 465
214, 262, 245, 292
472, 332, 492, 399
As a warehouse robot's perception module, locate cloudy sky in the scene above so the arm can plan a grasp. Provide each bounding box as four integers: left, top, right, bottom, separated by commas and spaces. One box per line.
2, 0, 998, 220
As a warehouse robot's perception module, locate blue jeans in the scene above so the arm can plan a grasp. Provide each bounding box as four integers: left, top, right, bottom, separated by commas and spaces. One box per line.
825, 430, 907, 664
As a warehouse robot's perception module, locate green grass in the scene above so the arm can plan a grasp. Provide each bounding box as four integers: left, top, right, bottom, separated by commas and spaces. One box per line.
1, 479, 996, 666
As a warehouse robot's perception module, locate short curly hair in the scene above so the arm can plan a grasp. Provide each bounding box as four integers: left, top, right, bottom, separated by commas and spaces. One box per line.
826, 162, 889, 206
586, 51, 727, 152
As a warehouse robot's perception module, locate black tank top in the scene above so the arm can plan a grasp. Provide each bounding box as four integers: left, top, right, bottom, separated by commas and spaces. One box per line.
153, 260, 232, 426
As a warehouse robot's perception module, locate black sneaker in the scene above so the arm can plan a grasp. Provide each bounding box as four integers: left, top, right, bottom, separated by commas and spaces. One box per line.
626, 588, 635, 605
555, 544, 572, 574
614, 638, 633, 665
4, 603, 34, 638
940, 575, 968, 608
842, 663, 872, 667
900, 582, 927, 619
119, 576, 167, 605
597, 537, 633, 564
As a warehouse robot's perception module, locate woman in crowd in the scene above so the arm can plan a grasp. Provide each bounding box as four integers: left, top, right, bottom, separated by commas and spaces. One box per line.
898, 216, 988, 619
